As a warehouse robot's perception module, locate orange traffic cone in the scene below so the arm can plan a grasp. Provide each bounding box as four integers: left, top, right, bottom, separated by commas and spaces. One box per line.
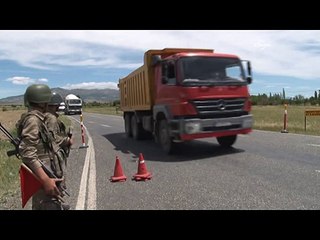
110, 156, 127, 182
132, 153, 152, 181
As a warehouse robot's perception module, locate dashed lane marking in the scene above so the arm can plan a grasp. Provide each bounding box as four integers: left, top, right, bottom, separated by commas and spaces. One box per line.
307, 144, 320, 147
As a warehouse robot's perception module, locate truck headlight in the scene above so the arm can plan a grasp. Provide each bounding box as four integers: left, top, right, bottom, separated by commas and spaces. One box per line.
242, 118, 253, 129
185, 122, 201, 134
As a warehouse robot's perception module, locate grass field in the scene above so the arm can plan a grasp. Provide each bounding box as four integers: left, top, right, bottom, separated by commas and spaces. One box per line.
252, 105, 320, 136
0, 141, 21, 199
82, 106, 122, 116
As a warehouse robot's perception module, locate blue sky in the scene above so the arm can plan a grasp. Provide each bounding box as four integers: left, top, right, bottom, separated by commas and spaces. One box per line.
0, 30, 319, 99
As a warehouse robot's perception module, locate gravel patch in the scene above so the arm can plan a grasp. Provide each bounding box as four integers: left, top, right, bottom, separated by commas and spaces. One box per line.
0, 188, 31, 210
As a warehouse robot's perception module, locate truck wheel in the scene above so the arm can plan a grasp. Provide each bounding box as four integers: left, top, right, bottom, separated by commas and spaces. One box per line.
124, 114, 132, 138
159, 119, 175, 154
131, 115, 143, 140
217, 135, 237, 148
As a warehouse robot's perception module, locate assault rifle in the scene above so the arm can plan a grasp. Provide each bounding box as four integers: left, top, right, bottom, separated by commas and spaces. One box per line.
0, 122, 70, 197
65, 126, 72, 156
0, 122, 20, 158
67, 126, 73, 139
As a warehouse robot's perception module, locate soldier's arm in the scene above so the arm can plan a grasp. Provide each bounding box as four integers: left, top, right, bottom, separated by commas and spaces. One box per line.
33, 167, 62, 197
46, 115, 71, 148
19, 117, 43, 172
57, 119, 73, 148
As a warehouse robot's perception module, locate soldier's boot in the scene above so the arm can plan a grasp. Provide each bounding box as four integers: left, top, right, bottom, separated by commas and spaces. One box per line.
38, 199, 64, 210
62, 204, 70, 210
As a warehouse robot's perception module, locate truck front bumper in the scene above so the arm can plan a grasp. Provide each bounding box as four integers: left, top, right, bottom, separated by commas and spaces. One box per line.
170, 114, 253, 140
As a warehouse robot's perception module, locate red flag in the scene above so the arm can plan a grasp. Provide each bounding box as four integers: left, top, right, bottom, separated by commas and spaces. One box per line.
19, 163, 42, 208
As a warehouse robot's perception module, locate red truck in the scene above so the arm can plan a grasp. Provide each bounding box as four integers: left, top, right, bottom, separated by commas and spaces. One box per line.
118, 48, 253, 154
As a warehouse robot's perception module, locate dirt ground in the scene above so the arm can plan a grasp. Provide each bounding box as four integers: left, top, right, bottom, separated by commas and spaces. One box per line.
0, 110, 26, 139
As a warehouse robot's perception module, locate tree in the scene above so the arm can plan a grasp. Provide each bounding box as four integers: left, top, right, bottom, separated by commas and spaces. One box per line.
292, 94, 305, 105
315, 91, 318, 100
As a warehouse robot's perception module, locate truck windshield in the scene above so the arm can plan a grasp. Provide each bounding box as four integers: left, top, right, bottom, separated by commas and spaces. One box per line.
178, 57, 246, 86
69, 99, 81, 104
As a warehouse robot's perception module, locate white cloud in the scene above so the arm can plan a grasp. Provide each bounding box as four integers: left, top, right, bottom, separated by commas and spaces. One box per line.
38, 78, 48, 82
63, 81, 118, 90
6, 76, 48, 85
1, 30, 320, 79
6, 76, 33, 85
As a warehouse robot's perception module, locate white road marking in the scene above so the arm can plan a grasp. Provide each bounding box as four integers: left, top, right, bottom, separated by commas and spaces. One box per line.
87, 140, 97, 210
75, 134, 91, 210
307, 144, 320, 147
72, 117, 97, 210
101, 124, 111, 127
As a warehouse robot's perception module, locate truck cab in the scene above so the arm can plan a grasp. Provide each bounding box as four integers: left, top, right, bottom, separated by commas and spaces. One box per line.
64, 94, 82, 115
119, 48, 253, 154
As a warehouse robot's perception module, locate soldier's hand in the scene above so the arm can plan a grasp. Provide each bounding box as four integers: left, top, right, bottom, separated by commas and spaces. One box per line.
66, 136, 74, 147
42, 177, 63, 198
69, 137, 74, 146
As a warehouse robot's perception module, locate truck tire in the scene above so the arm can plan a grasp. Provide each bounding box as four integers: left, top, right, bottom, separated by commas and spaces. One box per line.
217, 135, 237, 148
131, 115, 143, 140
159, 119, 175, 154
124, 114, 132, 138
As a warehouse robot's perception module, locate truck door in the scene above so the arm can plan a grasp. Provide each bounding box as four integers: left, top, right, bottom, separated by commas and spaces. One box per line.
156, 61, 178, 104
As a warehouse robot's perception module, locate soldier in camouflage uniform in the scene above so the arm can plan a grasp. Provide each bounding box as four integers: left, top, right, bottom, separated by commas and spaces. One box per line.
45, 91, 73, 209
17, 84, 64, 210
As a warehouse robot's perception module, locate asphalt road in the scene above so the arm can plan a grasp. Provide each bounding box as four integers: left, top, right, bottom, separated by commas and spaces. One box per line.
62, 112, 320, 210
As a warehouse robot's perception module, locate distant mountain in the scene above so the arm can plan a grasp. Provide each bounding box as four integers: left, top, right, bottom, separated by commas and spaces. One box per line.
0, 87, 120, 105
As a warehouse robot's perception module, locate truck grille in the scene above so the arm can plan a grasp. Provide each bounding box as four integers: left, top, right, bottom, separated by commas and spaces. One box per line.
191, 98, 246, 118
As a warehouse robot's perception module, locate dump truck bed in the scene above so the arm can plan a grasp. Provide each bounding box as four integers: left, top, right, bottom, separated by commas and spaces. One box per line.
119, 64, 152, 111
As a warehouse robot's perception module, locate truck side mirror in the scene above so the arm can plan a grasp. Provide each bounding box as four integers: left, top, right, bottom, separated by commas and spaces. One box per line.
152, 55, 161, 66
246, 61, 252, 84
247, 61, 252, 76
242, 60, 253, 84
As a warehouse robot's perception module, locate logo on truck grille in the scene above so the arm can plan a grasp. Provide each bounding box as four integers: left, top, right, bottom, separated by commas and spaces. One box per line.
217, 100, 226, 110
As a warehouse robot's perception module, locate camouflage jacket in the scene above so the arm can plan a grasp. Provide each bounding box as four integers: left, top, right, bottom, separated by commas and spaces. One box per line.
16, 110, 54, 173
44, 112, 69, 154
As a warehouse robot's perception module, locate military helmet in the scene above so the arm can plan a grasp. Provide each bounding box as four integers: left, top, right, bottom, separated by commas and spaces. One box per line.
48, 91, 64, 106
24, 94, 29, 107
24, 84, 52, 106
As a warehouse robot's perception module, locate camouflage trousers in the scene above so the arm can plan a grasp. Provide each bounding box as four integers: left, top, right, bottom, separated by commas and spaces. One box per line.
32, 189, 64, 210
32, 152, 69, 210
